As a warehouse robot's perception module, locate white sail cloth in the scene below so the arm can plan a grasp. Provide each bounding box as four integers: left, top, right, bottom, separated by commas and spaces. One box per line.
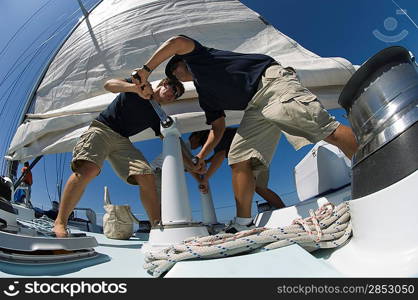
8, 0, 355, 160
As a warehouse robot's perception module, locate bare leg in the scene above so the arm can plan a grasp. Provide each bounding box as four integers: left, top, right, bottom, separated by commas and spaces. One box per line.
54, 161, 100, 237
255, 186, 285, 209
133, 173, 161, 226
231, 160, 255, 218
324, 124, 358, 159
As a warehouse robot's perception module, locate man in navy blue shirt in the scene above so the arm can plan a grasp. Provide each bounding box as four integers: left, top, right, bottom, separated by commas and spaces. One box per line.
134, 35, 357, 233
53, 77, 185, 237
189, 128, 285, 210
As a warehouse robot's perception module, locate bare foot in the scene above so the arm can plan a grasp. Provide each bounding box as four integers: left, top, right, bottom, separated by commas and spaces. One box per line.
53, 222, 69, 238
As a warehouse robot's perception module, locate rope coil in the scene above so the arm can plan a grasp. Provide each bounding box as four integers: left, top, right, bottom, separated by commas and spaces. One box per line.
144, 202, 352, 277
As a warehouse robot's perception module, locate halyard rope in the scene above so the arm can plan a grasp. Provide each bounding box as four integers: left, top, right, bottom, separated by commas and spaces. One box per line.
144, 202, 352, 277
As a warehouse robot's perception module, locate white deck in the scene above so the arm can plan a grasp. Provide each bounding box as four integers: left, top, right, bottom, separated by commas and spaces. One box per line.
166, 244, 341, 278
2, 172, 418, 278
0, 232, 342, 278
0, 186, 350, 278
0, 232, 152, 278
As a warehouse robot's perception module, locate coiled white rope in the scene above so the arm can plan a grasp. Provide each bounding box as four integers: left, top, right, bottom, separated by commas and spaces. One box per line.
144, 202, 351, 277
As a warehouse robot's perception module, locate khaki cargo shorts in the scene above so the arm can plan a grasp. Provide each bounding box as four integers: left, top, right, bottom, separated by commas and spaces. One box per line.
228, 64, 340, 172
72, 120, 153, 185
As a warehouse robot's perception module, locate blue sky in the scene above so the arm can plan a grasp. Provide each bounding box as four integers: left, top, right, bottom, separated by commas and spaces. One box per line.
1, 0, 417, 224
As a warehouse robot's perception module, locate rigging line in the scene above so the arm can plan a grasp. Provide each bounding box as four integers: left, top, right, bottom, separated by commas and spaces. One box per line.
0, 70, 48, 175
0, 52, 49, 156
0, 25, 64, 87
0, 1, 100, 155
43, 157, 53, 204
0, 0, 98, 87
0, 0, 97, 91
0, 39, 50, 164
55, 154, 59, 201
0, 21, 64, 121
280, 190, 297, 196
62, 153, 67, 179
57, 153, 66, 199
0, 0, 54, 59
0, 38, 52, 115
56, 154, 60, 185
55, 153, 60, 183
214, 204, 237, 210
60, 153, 67, 183
392, 0, 418, 29
57, 153, 65, 200
0, 1, 101, 145
0, 56, 46, 172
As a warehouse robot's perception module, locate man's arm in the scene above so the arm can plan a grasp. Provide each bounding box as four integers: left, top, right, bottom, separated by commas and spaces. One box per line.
196, 116, 226, 161
195, 150, 225, 194
133, 36, 195, 89
203, 150, 225, 181
158, 133, 205, 174
183, 151, 202, 173
104, 78, 153, 98
144, 36, 195, 75
190, 171, 202, 182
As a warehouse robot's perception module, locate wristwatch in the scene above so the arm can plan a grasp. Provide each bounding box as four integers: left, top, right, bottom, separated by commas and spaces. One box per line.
131, 70, 140, 80
142, 64, 152, 73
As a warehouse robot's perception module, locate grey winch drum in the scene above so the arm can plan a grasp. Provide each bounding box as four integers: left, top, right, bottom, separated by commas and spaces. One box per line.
339, 46, 418, 199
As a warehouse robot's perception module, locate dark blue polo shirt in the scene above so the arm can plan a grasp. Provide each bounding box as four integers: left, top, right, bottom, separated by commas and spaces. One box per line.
177, 36, 276, 124
214, 127, 238, 157
198, 127, 238, 157
96, 78, 161, 138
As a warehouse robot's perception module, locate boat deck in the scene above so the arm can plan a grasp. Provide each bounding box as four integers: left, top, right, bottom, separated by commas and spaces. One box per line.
0, 230, 343, 278
0, 187, 352, 278
0, 232, 152, 278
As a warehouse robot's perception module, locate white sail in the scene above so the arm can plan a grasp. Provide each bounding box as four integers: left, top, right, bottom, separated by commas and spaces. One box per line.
7, 0, 355, 160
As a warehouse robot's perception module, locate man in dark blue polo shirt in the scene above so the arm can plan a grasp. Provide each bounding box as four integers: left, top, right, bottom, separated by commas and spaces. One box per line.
133, 35, 357, 233
189, 127, 285, 210
53, 77, 185, 237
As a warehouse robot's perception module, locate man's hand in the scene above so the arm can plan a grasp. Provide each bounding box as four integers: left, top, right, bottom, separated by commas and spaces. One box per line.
198, 180, 209, 194
131, 68, 153, 99
183, 155, 205, 173
192, 174, 208, 194
185, 157, 206, 174
132, 67, 150, 83
192, 157, 206, 174
132, 79, 153, 99
198, 175, 209, 194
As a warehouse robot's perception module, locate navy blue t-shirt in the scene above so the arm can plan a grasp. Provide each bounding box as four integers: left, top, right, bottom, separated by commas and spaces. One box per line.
214, 127, 237, 157
177, 36, 276, 124
96, 78, 160, 138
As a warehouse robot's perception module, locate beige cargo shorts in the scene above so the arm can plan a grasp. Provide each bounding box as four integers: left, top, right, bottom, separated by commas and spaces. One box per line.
228, 64, 340, 172
72, 120, 153, 185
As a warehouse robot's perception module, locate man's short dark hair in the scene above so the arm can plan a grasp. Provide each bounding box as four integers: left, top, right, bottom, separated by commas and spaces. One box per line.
157, 77, 185, 99
189, 130, 210, 146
